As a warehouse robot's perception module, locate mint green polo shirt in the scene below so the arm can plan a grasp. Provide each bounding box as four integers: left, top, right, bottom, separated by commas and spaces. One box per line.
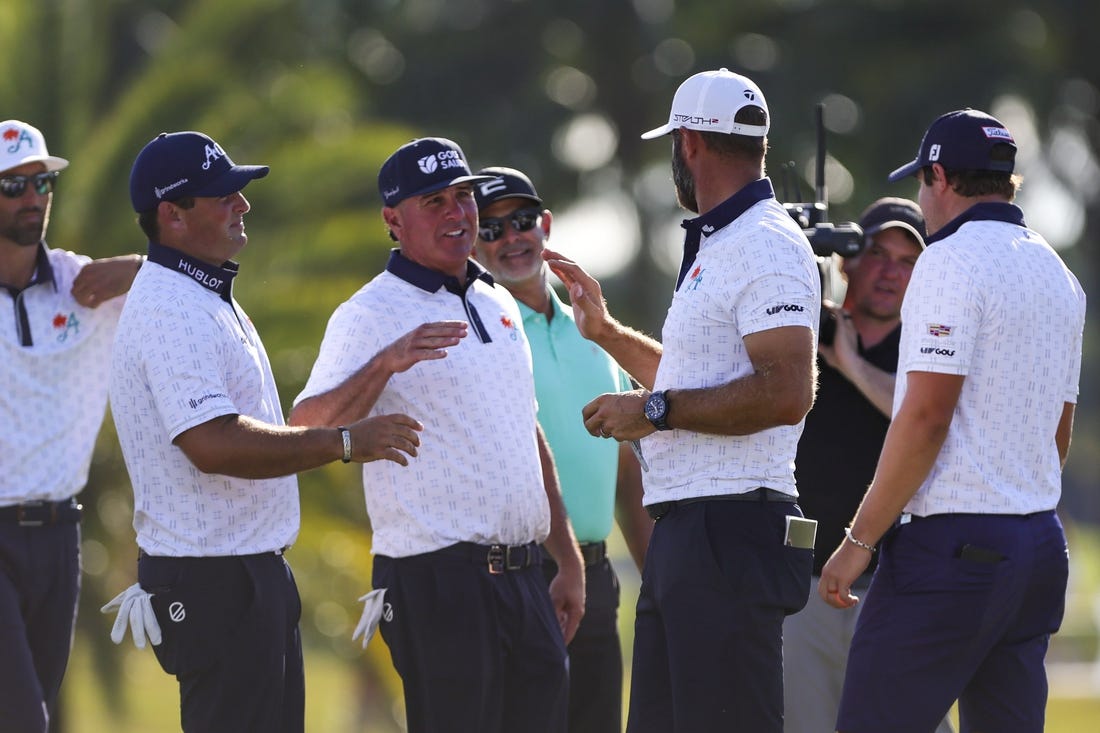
520, 288, 631, 543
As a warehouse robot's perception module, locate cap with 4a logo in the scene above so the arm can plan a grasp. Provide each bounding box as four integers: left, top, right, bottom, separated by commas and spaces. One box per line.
378, 137, 493, 208
0, 120, 69, 175
129, 131, 269, 212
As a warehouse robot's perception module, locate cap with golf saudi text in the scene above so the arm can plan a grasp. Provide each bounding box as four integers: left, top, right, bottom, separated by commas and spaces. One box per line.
129, 131, 269, 212
857, 197, 927, 249
378, 137, 493, 207
473, 166, 543, 212
887, 109, 1016, 182
0, 120, 69, 175
641, 68, 769, 140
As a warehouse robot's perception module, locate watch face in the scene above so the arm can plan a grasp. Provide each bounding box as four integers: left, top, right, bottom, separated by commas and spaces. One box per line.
645, 392, 666, 421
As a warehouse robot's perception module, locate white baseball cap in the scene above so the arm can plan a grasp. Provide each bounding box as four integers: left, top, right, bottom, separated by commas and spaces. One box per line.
641, 68, 769, 140
0, 120, 69, 175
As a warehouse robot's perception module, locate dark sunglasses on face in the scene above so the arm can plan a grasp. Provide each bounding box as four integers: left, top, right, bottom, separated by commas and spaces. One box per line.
0, 171, 59, 199
478, 207, 541, 242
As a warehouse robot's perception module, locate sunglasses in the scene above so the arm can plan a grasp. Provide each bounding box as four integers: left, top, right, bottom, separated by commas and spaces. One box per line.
478, 207, 541, 242
0, 171, 59, 199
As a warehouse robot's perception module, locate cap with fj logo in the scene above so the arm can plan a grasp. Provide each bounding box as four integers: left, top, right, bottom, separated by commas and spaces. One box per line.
888, 109, 1016, 182
129, 131, 269, 212
378, 137, 493, 207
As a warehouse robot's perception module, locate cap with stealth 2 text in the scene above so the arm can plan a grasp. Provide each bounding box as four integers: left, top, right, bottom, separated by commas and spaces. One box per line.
641, 68, 769, 140
129, 131, 269, 212
378, 137, 493, 208
888, 109, 1016, 182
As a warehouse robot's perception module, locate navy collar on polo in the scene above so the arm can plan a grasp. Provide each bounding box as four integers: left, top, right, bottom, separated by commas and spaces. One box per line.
676, 177, 775, 291
147, 241, 239, 303
3, 242, 57, 347
925, 202, 1026, 246
385, 249, 496, 343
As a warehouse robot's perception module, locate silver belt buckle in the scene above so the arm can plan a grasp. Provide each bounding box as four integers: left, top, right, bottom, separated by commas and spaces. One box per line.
487, 544, 506, 575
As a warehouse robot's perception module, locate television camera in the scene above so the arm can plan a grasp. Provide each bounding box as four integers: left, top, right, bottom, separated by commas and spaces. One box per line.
781, 103, 864, 345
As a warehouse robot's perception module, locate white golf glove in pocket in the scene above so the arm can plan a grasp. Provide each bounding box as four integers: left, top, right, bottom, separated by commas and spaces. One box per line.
352, 588, 387, 649
101, 583, 162, 649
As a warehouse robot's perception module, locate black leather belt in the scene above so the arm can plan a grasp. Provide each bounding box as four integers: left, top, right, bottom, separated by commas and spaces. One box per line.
0, 498, 82, 527
447, 541, 541, 575
646, 488, 796, 520
579, 541, 607, 566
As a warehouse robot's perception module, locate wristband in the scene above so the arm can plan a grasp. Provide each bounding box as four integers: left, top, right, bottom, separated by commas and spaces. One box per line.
844, 527, 876, 553
337, 426, 352, 463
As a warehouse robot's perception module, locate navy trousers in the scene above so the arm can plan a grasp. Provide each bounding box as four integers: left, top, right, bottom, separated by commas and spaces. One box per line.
543, 552, 623, 733
0, 521, 80, 733
839, 510, 1069, 733
374, 543, 569, 733
626, 499, 812, 733
139, 551, 304, 733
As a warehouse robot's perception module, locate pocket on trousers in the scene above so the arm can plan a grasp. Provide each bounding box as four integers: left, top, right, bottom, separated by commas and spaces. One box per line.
886, 527, 1002, 595
140, 557, 256, 677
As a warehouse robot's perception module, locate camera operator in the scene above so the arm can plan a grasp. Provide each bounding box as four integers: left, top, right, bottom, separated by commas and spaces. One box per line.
783, 197, 951, 733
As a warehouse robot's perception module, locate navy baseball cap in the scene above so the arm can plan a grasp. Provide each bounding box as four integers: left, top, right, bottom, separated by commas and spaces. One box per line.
129, 131, 269, 212
473, 166, 543, 212
858, 197, 927, 249
888, 109, 1016, 182
378, 137, 492, 207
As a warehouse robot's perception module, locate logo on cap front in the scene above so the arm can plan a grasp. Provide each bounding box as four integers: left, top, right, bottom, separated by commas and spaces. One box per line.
479, 177, 509, 198
202, 143, 226, 170
418, 155, 439, 174
2, 126, 34, 155
416, 149, 468, 175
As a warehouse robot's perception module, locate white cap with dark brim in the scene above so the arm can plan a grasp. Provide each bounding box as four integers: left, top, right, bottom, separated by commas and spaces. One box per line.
641, 68, 769, 140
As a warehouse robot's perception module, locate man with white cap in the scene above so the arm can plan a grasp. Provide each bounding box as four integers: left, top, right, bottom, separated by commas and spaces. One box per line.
0, 119, 141, 733
783, 197, 954, 733
108, 130, 430, 733
546, 69, 819, 732
820, 109, 1085, 732
291, 137, 583, 733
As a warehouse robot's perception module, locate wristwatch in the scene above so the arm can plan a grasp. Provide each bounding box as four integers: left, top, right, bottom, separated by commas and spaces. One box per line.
644, 390, 672, 431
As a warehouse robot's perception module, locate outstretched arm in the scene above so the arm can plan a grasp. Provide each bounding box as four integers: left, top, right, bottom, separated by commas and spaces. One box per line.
174, 411, 423, 478
290, 321, 467, 428
543, 248, 662, 388
71, 254, 143, 307
582, 325, 816, 441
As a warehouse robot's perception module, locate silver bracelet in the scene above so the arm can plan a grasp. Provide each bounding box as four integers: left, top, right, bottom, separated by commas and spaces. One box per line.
844, 527, 876, 553
337, 426, 352, 463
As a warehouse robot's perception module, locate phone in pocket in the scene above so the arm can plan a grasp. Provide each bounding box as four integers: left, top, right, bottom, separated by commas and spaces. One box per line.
957, 544, 1005, 564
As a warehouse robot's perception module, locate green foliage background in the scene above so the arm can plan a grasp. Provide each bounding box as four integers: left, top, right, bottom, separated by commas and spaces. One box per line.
3, 0, 1098, 729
